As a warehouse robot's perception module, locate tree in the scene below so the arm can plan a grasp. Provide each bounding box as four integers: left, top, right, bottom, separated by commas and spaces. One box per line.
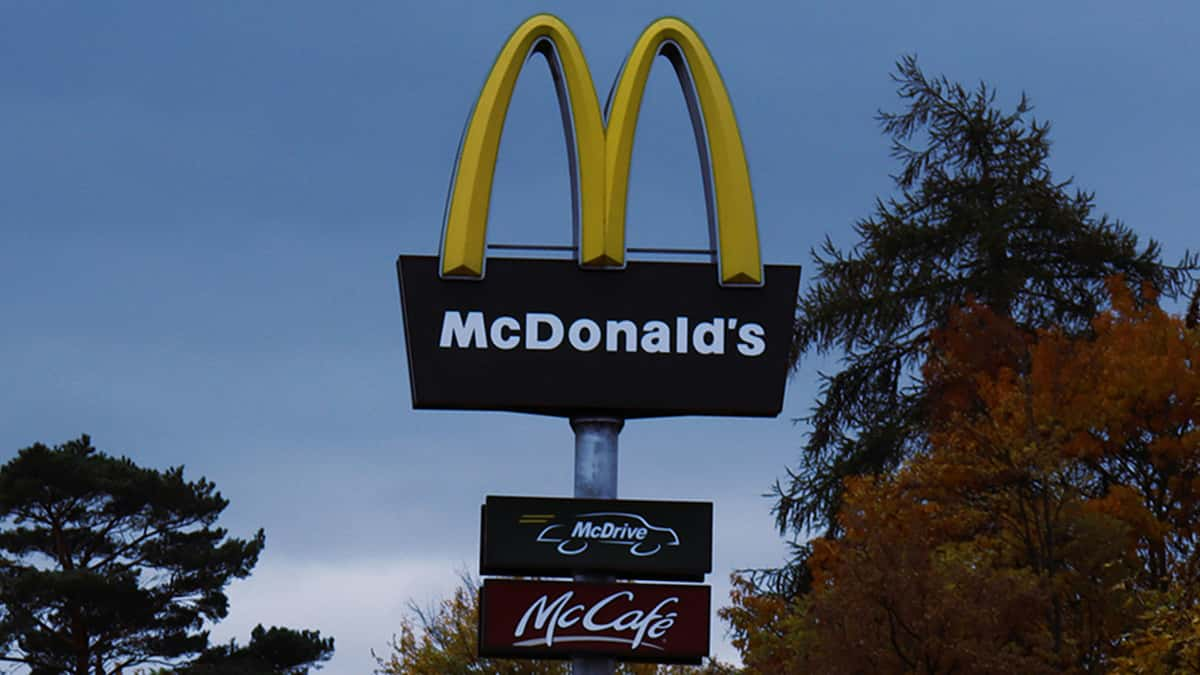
728, 283, 1200, 672
718, 573, 811, 674
0, 436, 330, 675
771, 55, 1197, 560
1187, 283, 1200, 329
1111, 585, 1200, 674
182, 624, 335, 674
373, 574, 738, 675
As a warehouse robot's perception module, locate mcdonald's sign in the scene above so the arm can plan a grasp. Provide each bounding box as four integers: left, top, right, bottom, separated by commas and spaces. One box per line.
397, 15, 800, 417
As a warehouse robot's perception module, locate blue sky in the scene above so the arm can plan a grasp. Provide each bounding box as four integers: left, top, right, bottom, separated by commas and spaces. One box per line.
2, 1, 1197, 672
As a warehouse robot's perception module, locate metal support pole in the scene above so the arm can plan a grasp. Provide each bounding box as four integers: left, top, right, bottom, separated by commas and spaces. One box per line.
570, 417, 623, 675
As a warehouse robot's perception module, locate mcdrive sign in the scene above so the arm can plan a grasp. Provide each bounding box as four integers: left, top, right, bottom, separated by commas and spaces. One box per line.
395, 13, 800, 419
479, 579, 710, 664
481, 495, 713, 581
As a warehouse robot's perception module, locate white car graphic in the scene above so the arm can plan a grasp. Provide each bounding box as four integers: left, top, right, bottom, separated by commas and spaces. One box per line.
536, 512, 680, 557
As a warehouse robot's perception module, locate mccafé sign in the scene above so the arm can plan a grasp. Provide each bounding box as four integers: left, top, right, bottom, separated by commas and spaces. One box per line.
479, 579, 710, 663
396, 16, 800, 418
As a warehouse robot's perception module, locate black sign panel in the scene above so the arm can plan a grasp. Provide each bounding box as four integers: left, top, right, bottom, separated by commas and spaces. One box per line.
396, 255, 800, 418
479, 579, 710, 664
481, 496, 712, 581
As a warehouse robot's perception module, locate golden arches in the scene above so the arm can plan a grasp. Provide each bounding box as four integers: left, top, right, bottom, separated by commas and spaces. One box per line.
440, 14, 761, 286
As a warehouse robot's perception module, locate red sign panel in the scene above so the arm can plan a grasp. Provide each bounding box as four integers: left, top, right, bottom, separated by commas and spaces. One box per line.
478, 579, 710, 664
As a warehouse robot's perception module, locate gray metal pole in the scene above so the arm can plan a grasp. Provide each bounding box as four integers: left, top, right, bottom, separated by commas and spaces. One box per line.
570, 417, 622, 675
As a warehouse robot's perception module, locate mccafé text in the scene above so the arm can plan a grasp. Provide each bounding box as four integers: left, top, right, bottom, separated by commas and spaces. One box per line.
513, 590, 678, 650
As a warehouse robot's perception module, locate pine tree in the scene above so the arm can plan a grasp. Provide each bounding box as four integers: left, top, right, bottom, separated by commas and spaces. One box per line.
0, 436, 332, 675
184, 624, 335, 674
771, 56, 1197, 564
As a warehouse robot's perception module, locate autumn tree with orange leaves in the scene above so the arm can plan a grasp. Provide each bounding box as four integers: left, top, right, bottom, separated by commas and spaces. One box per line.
725, 280, 1200, 674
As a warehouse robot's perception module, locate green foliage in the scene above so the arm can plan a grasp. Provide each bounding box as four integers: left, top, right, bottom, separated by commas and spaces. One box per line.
772, 55, 1197, 555
0, 436, 265, 674
182, 624, 335, 674
1187, 282, 1199, 329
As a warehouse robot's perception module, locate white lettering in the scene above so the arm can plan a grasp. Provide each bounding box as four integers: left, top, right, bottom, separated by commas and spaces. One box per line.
439, 311, 487, 349
435, 311, 767, 357
582, 591, 635, 632
640, 599, 679, 643
566, 520, 655, 542
737, 323, 766, 357
489, 316, 520, 350
510, 589, 681, 651
640, 320, 671, 354
692, 318, 725, 355
630, 598, 678, 648
605, 320, 638, 353
514, 592, 574, 646
647, 614, 677, 639
526, 313, 564, 350
559, 604, 584, 628
613, 608, 645, 632
568, 319, 602, 351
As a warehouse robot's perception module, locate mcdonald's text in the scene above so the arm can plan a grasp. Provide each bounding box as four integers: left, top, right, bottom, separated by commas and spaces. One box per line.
438, 311, 766, 356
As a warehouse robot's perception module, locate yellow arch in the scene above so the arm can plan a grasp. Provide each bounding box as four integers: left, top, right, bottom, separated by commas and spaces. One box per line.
605, 17, 761, 285
440, 15, 610, 278
439, 14, 761, 286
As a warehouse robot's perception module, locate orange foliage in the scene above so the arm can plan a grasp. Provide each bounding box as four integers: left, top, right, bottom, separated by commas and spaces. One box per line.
728, 279, 1200, 673
719, 573, 810, 673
